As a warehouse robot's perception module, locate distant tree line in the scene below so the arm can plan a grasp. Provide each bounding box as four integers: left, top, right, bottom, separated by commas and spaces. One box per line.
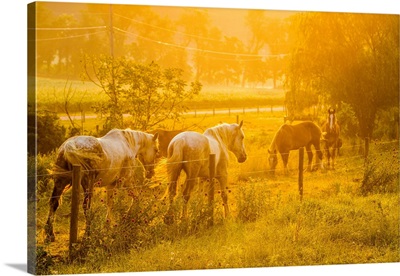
33, 3, 289, 87
30, 3, 399, 156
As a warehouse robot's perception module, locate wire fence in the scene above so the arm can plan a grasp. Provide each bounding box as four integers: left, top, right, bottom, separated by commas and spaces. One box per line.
28, 139, 398, 203
30, 138, 398, 257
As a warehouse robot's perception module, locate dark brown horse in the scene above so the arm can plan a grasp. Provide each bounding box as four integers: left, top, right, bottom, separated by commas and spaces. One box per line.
148, 129, 184, 158
268, 121, 324, 175
321, 108, 341, 169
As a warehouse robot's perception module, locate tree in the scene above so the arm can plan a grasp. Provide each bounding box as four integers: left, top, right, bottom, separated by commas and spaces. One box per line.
285, 12, 399, 138
83, 55, 202, 131
244, 11, 290, 88
122, 62, 202, 130
28, 111, 66, 155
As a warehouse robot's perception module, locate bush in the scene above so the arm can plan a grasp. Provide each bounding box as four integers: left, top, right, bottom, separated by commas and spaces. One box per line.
69, 186, 170, 263
35, 246, 54, 275
360, 147, 399, 195
236, 180, 270, 223
28, 110, 66, 155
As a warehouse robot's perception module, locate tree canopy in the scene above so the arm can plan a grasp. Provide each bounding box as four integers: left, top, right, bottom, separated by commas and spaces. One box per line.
285, 12, 399, 138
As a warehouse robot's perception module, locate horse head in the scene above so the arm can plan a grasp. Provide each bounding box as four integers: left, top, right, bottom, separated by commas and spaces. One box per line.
230, 120, 247, 163
137, 132, 159, 179
268, 149, 278, 173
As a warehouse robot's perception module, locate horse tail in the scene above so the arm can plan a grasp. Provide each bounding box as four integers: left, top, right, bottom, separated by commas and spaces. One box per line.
62, 138, 104, 172
161, 138, 185, 200
47, 146, 72, 179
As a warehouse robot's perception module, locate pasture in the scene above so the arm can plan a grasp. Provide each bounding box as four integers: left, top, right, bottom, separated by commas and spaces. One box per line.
32, 81, 399, 274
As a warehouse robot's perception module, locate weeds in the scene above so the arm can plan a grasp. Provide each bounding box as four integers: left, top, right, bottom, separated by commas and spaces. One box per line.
361, 147, 399, 195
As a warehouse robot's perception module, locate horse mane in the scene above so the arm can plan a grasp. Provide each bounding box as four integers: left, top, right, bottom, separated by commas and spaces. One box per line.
204, 123, 235, 156
114, 128, 157, 157
269, 124, 284, 153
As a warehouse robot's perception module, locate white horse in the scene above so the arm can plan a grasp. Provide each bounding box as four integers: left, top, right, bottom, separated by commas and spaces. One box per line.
164, 121, 247, 224
45, 128, 159, 242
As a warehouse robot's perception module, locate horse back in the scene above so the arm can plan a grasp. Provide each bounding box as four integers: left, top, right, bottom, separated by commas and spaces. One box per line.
168, 131, 209, 159
277, 122, 321, 151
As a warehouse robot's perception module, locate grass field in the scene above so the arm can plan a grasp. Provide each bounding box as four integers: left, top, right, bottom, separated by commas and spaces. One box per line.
35, 77, 285, 114
32, 103, 400, 274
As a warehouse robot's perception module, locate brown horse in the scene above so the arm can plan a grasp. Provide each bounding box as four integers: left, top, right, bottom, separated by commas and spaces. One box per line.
148, 129, 184, 158
321, 108, 341, 169
268, 121, 324, 175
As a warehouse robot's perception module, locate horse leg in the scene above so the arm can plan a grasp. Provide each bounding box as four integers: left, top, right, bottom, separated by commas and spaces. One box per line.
164, 166, 181, 225
45, 177, 70, 242
216, 174, 230, 218
81, 174, 96, 236
305, 144, 313, 171
182, 177, 196, 220
81, 175, 91, 218
325, 148, 331, 169
181, 163, 201, 220
281, 152, 290, 175
314, 142, 325, 171
331, 143, 337, 170
106, 185, 117, 224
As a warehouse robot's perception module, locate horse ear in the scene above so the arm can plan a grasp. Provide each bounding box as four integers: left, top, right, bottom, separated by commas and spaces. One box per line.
239, 120, 243, 128
152, 132, 159, 141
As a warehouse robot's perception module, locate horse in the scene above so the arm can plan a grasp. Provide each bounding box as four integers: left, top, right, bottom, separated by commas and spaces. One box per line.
44, 128, 159, 242
321, 108, 341, 169
148, 129, 184, 158
163, 121, 247, 224
268, 121, 324, 175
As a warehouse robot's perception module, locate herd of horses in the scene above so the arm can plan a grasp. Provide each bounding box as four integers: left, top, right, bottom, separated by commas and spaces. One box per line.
44, 110, 341, 242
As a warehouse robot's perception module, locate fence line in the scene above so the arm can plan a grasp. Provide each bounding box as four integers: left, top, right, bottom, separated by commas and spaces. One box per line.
28, 139, 398, 179
28, 139, 398, 203
32, 140, 398, 258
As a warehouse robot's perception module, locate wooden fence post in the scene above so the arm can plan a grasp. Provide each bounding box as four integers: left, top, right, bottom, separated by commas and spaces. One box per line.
298, 147, 304, 201
69, 164, 81, 258
236, 115, 239, 124
208, 154, 216, 227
